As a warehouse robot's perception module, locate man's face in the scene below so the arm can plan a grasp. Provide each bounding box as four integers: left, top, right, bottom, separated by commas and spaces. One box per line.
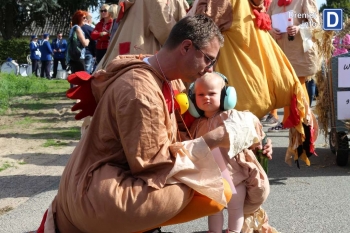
183, 38, 221, 83
57, 34, 63, 39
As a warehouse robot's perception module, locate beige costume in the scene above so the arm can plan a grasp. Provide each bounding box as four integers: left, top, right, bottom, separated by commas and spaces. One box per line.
45, 57, 229, 233
267, 0, 319, 77
97, 0, 189, 70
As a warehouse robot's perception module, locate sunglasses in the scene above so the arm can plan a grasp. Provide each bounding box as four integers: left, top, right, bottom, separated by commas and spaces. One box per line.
100, 9, 107, 13
193, 44, 217, 69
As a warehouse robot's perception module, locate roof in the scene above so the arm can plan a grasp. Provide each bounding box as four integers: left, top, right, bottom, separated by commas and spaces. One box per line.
22, 16, 71, 37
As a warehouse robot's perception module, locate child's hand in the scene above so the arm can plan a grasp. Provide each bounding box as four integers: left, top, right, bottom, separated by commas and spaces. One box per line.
261, 138, 273, 159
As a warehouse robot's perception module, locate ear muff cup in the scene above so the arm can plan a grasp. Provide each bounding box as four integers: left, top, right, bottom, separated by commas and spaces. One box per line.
188, 72, 237, 118
220, 86, 237, 111
188, 82, 204, 118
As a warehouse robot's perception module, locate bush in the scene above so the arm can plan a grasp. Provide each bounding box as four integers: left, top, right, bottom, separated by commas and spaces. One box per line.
0, 38, 30, 65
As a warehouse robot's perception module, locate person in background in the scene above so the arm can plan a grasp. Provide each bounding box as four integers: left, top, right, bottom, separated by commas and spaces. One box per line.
51, 32, 67, 79
96, 0, 189, 71
81, 13, 96, 74
29, 35, 41, 76
266, 0, 320, 132
190, 0, 318, 167
90, 4, 112, 65
67, 10, 90, 75
39, 33, 53, 80
108, 4, 119, 42
332, 32, 350, 56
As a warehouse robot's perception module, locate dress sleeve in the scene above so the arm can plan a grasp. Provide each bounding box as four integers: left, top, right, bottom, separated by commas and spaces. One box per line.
195, 0, 233, 32
303, 0, 319, 26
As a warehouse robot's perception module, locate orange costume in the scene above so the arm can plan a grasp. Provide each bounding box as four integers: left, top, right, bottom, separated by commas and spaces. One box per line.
190, 0, 318, 166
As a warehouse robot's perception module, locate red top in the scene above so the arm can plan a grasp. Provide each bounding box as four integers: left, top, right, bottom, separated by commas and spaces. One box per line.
91, 18, 113, 50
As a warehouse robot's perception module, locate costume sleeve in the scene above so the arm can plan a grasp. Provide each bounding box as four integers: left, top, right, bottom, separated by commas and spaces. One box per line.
194, 0, 233, 32
302, 0, 319, 25
147, 0, 189, 45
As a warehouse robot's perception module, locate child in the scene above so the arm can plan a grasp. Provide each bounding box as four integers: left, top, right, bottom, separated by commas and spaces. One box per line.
188, 72, 277, 233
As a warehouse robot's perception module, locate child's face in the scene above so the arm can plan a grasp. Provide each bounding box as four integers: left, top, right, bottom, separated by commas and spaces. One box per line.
195, 78, 222, 117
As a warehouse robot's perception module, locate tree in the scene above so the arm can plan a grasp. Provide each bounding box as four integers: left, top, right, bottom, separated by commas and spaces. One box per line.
0, 0, 101, 40
319, 0, 350, 19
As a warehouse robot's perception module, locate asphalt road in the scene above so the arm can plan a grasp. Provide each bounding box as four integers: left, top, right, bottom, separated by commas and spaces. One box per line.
1, 108, 350, 233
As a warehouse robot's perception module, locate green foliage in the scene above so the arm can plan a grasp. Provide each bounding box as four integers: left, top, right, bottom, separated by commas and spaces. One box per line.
0, 0, 102, 40
0, 73, 48, 113
0, 0, 60, 40
320, 0, 350, 19
42, 139, 69, 147
0, 38, 30, 64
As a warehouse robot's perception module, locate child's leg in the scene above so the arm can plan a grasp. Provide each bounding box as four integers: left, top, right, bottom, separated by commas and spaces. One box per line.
208, 210, 224, 233
227, 182, 246, 232
211, 148, 236, 194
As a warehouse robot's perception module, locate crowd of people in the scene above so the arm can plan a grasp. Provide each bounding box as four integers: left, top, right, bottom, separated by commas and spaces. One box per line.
31, 0, 349, 233
28, 4, 119, 80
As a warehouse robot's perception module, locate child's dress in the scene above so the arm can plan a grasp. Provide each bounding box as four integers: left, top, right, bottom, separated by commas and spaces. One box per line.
190, 109, 278, 233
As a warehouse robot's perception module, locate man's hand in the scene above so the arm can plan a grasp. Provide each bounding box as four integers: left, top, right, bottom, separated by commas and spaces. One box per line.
271, 28, 282, 40
287, 25, 299, 37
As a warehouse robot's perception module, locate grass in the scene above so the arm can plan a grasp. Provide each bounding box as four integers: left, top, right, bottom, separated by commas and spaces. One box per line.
0, 73, 69, 114
42, 139, 69, 147
16, 116, 37, 125
0, 161, 14, 172
59, 127, 80, 139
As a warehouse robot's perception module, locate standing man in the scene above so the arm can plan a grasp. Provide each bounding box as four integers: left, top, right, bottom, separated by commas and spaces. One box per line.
29, 35, 41, 76
39, 33, 53, 79
81, 14, 96, 74
51, 32, 67, 79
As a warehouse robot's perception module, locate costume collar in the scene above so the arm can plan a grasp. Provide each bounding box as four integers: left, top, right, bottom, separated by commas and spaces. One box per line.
278, 0, 292, 6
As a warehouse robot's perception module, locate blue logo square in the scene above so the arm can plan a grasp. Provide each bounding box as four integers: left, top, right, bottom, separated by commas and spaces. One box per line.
323, 9, 343, 30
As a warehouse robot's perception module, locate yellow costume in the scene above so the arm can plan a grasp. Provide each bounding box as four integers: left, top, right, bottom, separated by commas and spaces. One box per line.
191, 0, 318, 166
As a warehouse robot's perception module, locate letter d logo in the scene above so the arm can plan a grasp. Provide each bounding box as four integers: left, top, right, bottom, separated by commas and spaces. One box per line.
323, 9, 343, 30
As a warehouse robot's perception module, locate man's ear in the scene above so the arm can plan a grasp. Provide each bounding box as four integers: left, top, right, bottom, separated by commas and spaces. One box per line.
181, 39, 192, 54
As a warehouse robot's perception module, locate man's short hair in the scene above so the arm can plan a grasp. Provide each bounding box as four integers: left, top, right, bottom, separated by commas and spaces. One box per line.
164, 15, 224, 50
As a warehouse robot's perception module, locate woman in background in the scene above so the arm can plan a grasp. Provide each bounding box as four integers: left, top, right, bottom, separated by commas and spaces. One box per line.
108, 4, 119, 42
91, 4, 113, 65
67, 10, 90, 74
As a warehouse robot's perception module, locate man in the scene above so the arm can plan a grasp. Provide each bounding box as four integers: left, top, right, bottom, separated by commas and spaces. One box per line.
29, 35, 40, 76
81, 13, 96, 74
39, 33, 53, 79
51, 32, 67, 78
36, 15, 272, 233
